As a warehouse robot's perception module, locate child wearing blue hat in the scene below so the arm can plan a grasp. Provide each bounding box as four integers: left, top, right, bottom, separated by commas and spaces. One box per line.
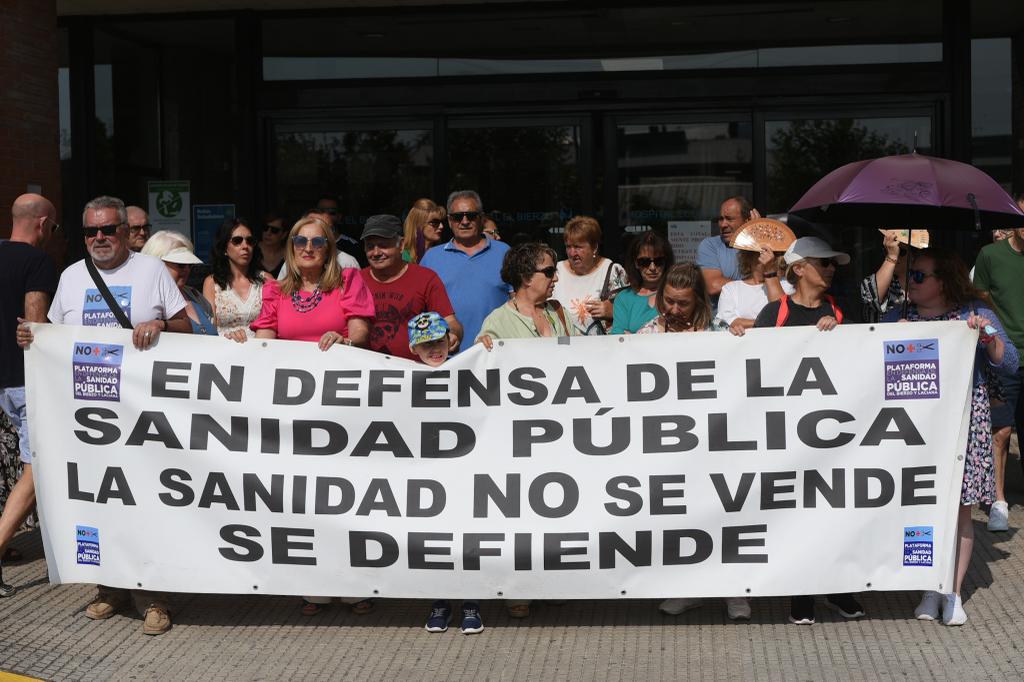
408, 312, 484, 634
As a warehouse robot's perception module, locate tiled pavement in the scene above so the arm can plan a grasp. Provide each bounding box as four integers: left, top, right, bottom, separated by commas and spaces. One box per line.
2, 462, 1024, 681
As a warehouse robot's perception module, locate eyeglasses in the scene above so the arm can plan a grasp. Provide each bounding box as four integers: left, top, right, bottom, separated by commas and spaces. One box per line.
534, 266, 557, 279
230, 235, 256, 246
44, 216, 61, 233
425, 219, 443, 227
636, 257, 666, 269
292, 235, 328, 250
129, 223, 152, 234
483, 229, 500, 239
265, 224, 284, 234
449, 211, 481, 223
908, 269, 937, 284
83, 224, 123, 238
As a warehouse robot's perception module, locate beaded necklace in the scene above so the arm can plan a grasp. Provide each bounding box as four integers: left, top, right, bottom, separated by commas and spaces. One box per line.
291, 285, 323, 313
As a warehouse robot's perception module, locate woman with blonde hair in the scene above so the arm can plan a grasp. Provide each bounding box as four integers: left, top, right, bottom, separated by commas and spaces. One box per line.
401, 198, 446, 263
251, 215, 374, 348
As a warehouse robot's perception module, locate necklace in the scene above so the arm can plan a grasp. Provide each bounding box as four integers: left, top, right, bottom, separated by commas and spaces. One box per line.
291, 285, 323, 313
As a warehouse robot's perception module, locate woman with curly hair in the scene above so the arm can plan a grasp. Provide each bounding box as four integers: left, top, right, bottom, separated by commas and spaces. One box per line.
477, 241, 576, 348
203, 218, 269, 342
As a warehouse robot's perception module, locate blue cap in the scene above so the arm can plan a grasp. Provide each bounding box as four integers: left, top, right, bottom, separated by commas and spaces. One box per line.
408, 312, 449, 346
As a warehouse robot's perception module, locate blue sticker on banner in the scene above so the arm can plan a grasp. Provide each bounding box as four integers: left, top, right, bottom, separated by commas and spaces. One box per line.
76, 525, 100, 566
884, 338, 940, 400
72, 342, 123, 402
903, 525, 933, 567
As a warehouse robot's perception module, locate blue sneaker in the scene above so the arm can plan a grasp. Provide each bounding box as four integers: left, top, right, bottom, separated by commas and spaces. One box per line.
425, 600, 451, 633
460, 601, 484, 634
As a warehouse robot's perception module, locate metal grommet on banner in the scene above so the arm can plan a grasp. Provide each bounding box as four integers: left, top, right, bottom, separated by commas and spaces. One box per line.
498, 340, 505, 347
618, 337, 624, 343
137, 582, 142, 587
866, 582, 872, 588
373, 589, 379, 595
496, 591, 504, 597
253, 585, 258, 590
261, 342, 268, 348
745, 588, 751, 594
958, 455, 964, 461
620, 590, 626, 596
869, 326, 876, 332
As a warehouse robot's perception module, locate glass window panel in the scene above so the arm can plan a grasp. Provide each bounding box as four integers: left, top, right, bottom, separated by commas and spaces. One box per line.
971, 38, 1012, 189
765, 116, 932, 214
447, 124, 580, 248
617, 120, 752, 258
272, 126, 433, 229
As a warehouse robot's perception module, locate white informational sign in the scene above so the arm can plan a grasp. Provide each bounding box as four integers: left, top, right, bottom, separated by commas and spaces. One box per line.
25, 323, 974, 599
668, 220, 715, 264
147, 180, 191, 235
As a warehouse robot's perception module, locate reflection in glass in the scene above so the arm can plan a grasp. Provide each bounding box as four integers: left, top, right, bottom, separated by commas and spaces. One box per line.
617, 121, 752, 255
447, 125, 579, 247
971, 38, 1012, 189
273, 127, 433, 227
765, 117, 931, 214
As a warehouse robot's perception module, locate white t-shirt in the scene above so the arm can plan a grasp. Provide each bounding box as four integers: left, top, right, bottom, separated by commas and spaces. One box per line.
277, 251, 359, 280
49, 252, 187, 327
551, 258, 628, 335
715, 278, 794, 325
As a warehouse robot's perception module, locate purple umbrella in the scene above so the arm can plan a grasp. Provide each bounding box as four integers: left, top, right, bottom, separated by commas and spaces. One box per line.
789, 153, 1024, 230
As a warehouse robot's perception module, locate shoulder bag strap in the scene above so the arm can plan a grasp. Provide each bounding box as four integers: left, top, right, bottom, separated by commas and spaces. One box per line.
84, 257, 134, 329
550, 300, 569, 335
598, 259, 615, 300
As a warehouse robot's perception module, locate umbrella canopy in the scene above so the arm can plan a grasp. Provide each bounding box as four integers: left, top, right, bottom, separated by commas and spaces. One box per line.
789, 153, 1024, 230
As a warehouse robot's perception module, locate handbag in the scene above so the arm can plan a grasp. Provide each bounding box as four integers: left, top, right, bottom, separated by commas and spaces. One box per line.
587, 260, 627, 335
84, 257, 133, 329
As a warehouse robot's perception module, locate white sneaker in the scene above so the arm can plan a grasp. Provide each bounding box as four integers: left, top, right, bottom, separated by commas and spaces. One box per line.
941, 593, 967, 626
988, 500, 1009, 532
914, 591, 942, 621
658, 597, 702, 615
725, 597, 751, 621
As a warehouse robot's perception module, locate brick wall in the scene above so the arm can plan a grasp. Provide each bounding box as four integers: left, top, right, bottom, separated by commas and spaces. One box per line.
0, 1, 60, 239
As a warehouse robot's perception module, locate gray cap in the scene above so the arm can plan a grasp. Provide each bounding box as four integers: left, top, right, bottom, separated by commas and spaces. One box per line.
361, 214, 403, 240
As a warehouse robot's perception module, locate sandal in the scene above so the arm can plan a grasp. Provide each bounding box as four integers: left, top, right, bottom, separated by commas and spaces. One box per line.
350, 598, 375, 615
301, 600, 326, 616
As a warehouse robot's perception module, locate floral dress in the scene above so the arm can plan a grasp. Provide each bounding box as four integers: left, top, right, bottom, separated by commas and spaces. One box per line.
904, 305, 999, 505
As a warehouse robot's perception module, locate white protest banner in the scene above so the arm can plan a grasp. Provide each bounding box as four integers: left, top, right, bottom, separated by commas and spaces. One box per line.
25, 323, 973, 599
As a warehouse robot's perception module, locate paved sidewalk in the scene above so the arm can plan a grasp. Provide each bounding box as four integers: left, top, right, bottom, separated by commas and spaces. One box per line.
2, 467, 1024, 681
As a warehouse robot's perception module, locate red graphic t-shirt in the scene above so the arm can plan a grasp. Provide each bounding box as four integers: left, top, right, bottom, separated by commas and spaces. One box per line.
359, 263, 455, 360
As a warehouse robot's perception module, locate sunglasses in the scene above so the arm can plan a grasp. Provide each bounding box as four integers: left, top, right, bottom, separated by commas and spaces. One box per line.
128, 223, 152, 233
534, 265, 557, 279
425, 219, 443, 227
292, 235, 328, 250
449, 211, 481, 223
908, 269, 937, 284
808, 257, 840, 268
230, 235, 256, 246
636, 257, 666, 269
265, 224, 284, 234
83, 224, 123, 238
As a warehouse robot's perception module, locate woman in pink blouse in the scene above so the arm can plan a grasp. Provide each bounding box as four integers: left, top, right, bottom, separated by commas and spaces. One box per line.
251, 216, 374, 348
251, 215, 375, 616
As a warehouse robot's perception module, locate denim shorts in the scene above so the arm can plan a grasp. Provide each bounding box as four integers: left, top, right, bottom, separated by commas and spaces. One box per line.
0, 386, 30, 464
991, 368, 1022, 430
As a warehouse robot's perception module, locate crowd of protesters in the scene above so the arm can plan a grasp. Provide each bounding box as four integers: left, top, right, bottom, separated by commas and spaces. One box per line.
1, 188, 1022, 636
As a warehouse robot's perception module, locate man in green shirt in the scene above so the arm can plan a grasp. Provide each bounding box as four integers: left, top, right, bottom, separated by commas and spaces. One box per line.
973, 215, 1024, 532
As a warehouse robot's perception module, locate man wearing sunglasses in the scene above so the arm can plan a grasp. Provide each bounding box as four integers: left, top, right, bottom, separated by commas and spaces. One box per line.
316, 195, 367, 268
420, 190, 510, 352
126, 206, 151, 253
18, 196, 190, 635
0, 194, 59, 599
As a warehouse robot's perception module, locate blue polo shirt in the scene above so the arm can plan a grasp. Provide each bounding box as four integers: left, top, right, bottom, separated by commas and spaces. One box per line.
696, 235, 742, 281
420, 238, 511, 352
